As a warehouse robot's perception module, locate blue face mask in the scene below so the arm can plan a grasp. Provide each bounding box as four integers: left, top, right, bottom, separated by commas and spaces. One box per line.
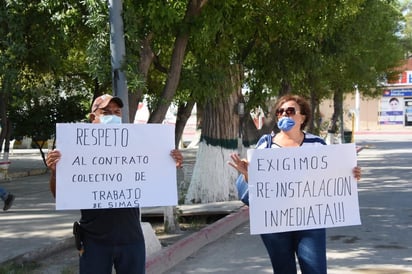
277, 117, 295, 132
100, 115, 122, 124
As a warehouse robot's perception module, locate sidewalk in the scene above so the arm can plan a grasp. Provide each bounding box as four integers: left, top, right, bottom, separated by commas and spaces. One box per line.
0, 149, 49, 180
0, 149, 82, 264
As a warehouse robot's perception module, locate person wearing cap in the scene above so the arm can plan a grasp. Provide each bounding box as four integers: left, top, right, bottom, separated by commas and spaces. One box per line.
46, 94, 183, 274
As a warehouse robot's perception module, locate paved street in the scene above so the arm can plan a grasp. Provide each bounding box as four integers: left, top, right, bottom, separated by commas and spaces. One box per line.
167, 133, 412, 274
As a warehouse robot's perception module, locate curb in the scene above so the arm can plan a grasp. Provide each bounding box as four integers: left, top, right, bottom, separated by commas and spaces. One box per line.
5, 237, 74, 265
145, 206, 250, 274
355, 131, 412, 135
9, 168, 48, 178
1, 168, 48, 181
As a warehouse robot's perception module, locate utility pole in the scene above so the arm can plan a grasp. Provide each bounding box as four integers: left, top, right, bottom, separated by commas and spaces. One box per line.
108, 0, 129, 123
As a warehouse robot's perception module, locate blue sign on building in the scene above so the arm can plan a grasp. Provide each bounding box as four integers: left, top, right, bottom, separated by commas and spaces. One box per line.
383, 89, 412, 97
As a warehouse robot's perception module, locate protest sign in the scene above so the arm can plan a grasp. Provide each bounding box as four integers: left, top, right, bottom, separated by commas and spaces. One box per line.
55, 123, 177, 210
247, 143, 361, 234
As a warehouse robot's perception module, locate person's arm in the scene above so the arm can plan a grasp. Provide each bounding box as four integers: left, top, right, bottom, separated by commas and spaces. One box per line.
235, 174, 249, 205
46, 150, 61, 198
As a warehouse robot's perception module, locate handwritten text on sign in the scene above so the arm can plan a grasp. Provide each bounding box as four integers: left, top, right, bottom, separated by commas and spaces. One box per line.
55, 123, 177, 210
247, 143, 361, 234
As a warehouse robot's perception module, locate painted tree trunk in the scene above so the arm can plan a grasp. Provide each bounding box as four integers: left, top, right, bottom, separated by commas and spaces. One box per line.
185, 142, 240, 204
185, 66, 243, 204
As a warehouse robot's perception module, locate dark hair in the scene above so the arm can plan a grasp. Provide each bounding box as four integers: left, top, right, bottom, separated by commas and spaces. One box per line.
274, 94, 312, 130
389, 97, 399, 103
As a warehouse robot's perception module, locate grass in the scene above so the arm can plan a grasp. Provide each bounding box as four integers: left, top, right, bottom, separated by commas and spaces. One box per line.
0, 258, 77, 274
0, 261, 39, 274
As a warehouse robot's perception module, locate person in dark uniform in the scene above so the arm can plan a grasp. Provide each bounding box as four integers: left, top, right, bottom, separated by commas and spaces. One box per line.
46, 94, 183, 274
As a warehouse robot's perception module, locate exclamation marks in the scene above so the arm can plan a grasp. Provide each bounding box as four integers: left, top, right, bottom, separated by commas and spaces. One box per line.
334, 201, 345, 223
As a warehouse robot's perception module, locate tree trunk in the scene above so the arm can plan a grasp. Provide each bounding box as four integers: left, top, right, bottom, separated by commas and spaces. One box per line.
0, 92, 6, 154
175, 100, 195, 148
128, 33, 154, 123
163, 101, 195, 233
148, 0, 206, 124
279, 80, 292, 96
0, 118, 12, 161
148, 33, 188, 124
309, 89, 321, 134
0, 91, 11, 161
146, 0, 208, 232
329, 89, 343, 134
185, 65, 242, 204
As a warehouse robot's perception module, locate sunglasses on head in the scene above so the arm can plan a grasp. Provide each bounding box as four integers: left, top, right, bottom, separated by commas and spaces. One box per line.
275, 107, 297, 117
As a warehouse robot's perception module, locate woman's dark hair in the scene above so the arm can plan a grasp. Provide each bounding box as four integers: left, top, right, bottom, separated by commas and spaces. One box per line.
273, 94, 312, 130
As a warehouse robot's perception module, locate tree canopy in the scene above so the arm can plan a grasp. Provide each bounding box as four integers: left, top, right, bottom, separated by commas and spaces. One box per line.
0, 0, 408, 159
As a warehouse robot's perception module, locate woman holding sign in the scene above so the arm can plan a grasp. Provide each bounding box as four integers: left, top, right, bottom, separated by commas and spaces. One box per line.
46, 94, 183, 274
229, 94, 361, 274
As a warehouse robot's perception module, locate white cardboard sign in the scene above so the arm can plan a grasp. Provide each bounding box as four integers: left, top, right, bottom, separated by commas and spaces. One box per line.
55, 123, 177, 210
247, 143, 361, 234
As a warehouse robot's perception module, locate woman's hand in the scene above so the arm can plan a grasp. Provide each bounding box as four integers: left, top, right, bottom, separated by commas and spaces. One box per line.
228, 153, 249, 181
353, 166, 361, 181
46, 150, 61, 172
171, 149, 183, 168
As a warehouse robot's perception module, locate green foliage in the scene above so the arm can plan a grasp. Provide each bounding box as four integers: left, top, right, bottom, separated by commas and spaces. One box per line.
0, 0, 409, 144
83, 0, 111, 87
9, 90, 89, 142
322, 0, 404, 97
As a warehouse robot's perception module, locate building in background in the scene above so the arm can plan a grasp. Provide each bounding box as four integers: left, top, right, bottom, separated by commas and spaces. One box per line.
320, 58, 412, 132
134, 101, 198, 147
